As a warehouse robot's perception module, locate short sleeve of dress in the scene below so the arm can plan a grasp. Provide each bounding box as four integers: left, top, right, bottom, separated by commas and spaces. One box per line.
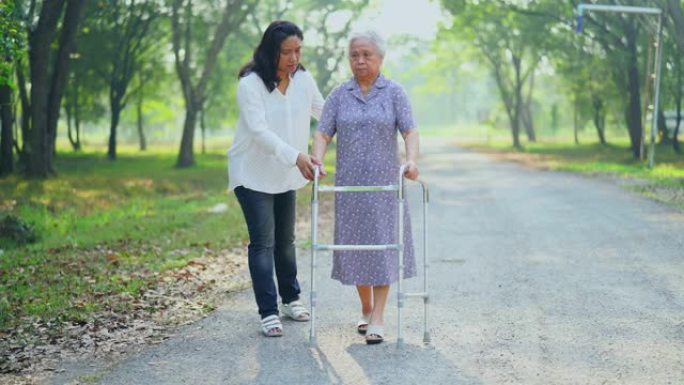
393, 84, 416, 133
317, 86, 339, 137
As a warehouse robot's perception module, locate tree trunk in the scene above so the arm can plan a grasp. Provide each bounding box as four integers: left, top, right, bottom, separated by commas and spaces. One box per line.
593, 96, 607, 145
512, 56, 523, 149
47, 0, 87, 166
624, 26, 643, 159
137, 85, 146, 151
666, 0, 684, 53
27, 0, 64, 178
108, 79, 126, 160
0, 84, 14, 175
674, 104, 682, 154
27, 0, 86, 177
200, 106, 206, 155
522, 105, 535, 142
74, 100, 81, 150
658, 109, 669, 144
573, 95, 579, 145
177, 106, 197, 167
108, 99, 121, 160
522, 68, 536, 142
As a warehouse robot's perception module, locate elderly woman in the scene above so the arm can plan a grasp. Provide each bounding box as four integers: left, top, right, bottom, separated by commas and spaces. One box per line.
312, 30, 419, 345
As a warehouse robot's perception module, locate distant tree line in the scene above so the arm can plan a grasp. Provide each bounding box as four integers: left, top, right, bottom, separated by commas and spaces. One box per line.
0, 0, 368, 178
439, 0, 684, 156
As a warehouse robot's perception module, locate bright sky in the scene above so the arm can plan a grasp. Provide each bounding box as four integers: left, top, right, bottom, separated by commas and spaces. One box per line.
356, 0, 444, 40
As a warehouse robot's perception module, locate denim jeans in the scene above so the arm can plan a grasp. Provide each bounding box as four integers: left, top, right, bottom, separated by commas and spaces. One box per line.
234, 186, 301, 319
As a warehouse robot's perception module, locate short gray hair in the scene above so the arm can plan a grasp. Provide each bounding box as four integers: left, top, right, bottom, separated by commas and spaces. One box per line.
348, 30, 386, 58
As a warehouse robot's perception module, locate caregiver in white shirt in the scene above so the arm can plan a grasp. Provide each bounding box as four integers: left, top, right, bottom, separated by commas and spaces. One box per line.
228, 20, 324, 337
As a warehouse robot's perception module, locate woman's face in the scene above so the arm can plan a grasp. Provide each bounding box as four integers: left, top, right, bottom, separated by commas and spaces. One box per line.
277, 35, 302, 78
349, 38, 383, 82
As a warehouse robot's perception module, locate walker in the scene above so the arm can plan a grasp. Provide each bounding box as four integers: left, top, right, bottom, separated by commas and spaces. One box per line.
308, 165, 430, 346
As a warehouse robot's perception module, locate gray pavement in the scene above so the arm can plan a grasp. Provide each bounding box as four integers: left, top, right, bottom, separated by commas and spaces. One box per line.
52, 141, 684, 385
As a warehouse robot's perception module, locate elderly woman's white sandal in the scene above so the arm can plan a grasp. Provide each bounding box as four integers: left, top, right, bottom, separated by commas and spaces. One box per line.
357, 315, 370, 335
261, 315, 283, 337
365, 325, 384, 345
281, 300, 310, 321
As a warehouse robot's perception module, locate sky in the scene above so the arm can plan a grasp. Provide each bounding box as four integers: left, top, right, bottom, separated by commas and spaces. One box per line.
356, 0, 445, 40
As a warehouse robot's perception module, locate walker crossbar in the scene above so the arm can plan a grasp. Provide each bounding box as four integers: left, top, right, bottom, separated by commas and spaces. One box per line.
309, 165, 430, 346
317, 185, 399, 192
314, 244, 401, 251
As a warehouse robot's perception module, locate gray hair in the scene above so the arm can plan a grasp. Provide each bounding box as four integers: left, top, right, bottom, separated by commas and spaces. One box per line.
348, 30, 386, 58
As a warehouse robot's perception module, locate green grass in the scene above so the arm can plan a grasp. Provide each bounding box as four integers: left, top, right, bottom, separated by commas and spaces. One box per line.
0, 148, 248, 330
464, 136, 684, 209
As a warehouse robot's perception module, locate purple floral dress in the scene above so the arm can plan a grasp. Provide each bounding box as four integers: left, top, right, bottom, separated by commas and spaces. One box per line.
317, 74, 417, 286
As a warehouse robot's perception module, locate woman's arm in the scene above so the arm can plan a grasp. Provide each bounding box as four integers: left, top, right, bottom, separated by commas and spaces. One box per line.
402, 130, 419, 180
308, 72, 325, 120
312, 131, 332, 177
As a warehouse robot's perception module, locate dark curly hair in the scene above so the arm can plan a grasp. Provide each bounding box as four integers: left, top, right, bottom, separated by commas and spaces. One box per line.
238, 20, 305, 92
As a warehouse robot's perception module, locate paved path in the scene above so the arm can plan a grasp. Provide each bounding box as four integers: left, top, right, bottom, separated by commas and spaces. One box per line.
52, 141, 684, 385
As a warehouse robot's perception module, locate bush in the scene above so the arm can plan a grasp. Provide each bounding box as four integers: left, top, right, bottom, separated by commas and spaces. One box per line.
0, 214, 38, 245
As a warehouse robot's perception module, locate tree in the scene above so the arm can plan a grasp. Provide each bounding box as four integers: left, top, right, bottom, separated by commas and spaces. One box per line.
440, 1, 551, 148
300, 0, 370, 95
580, 7, 648, 158
0, 2, 24, 176
171, 0, 257, 168
23, 0, 87, 177
78, 0, 162, 160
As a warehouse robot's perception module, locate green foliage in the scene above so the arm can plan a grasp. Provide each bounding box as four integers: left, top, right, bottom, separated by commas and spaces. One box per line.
0, 214, 37, 246
0, 148, 247, 329
0, 1, 25, 88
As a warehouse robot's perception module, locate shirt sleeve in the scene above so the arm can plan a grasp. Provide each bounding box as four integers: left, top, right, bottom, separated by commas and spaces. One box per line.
393, 84, 416, 133
237, 76, 300, 166
317, 87, 338, 137
308, 72, 325, 121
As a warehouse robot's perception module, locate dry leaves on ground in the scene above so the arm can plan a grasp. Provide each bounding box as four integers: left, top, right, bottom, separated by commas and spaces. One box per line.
0, 247, 249, 385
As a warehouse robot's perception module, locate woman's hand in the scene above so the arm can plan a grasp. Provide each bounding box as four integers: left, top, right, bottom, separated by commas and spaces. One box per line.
403, 161, 419, 180
296, 153, 323, 180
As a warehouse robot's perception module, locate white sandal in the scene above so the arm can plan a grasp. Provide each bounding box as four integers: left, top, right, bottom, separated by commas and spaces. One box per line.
365, 325, 384, 345
261, 315, 283, 337
281, 300, 310, 322
357, 315, 369, 335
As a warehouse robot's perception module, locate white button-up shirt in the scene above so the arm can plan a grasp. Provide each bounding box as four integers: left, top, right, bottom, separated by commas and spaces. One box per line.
228, 70, 324, 193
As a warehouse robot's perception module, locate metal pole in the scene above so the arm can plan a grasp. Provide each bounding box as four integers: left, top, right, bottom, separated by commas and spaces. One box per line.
422, 182, 430, 345
578, 4, 662, 15
397, 165, 406, 347
649, 14, 664, 168
309, 167, 320, 344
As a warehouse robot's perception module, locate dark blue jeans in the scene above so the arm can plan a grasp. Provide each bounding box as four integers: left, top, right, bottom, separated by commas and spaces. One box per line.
234, 186, 301, 319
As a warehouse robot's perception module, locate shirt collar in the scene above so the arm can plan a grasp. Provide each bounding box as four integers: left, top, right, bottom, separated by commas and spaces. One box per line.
345, 73, 387, 103
345, 73, 387, 90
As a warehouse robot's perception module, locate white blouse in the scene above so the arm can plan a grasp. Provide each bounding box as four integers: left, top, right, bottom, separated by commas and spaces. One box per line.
228, 70, 324, 194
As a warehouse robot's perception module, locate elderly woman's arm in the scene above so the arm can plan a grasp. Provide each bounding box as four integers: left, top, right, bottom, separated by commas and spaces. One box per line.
312, 131, 332, 177
402, 130, 420, 180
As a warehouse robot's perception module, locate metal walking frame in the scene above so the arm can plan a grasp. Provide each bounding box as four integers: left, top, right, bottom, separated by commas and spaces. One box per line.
309, 165, 430, 346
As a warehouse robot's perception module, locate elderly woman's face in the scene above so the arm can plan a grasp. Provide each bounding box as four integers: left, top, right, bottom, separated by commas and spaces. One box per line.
349, 38, 383, 81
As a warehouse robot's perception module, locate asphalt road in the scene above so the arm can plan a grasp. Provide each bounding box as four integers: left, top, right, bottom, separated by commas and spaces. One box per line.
52, 141, 684, 385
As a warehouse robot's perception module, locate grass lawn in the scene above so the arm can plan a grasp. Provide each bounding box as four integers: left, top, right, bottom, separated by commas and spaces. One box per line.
0, 147, 254, 331
459, 135, 684, 210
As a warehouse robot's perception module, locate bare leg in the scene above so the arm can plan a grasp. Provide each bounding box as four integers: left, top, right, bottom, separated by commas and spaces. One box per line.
356, 285, 373, 333
366, 285, 389, 343
369, 285, 389, 326
357, 285, 373, 316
